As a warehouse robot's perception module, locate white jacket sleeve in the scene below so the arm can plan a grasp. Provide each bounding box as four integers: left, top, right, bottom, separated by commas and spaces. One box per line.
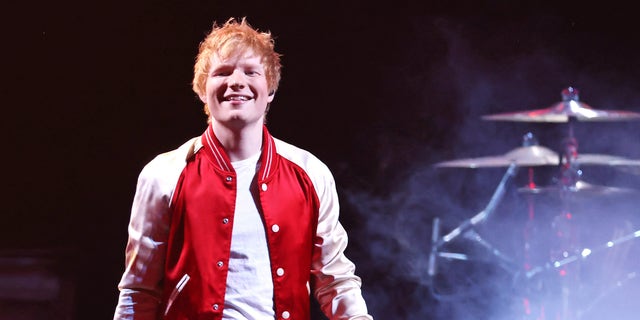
114, 140, 194, 320
310, 162, 373, 320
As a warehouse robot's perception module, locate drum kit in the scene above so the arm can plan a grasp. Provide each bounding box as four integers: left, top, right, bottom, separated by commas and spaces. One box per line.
427, 87, 640, 319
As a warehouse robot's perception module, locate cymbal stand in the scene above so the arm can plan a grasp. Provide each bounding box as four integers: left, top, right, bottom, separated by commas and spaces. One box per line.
548, 87, 585, 320
428, 162, 520, 292
525, 228, 640, 279
518, 132, 549, 319
557, 87, 587, 190
524, 228, 640, 319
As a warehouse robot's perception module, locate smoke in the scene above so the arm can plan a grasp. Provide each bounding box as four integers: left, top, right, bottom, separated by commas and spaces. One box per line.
339, 13, 640, 320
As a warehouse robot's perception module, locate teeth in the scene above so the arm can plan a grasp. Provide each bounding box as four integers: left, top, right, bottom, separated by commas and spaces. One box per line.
228, 96, 249, 101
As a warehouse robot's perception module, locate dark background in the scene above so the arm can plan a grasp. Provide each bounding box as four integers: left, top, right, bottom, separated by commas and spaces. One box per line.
5, 1, 640, 319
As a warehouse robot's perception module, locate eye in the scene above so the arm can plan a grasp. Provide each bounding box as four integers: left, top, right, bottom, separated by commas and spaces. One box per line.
245, 69, 260, 76
211, 70, 231, 77
210, 66, 233, 77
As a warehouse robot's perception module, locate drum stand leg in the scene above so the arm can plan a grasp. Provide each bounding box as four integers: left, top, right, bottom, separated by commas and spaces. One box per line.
428, 163, 520, 295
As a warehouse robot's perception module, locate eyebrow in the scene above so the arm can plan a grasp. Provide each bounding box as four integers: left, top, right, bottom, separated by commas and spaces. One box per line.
211, 61, 265, 72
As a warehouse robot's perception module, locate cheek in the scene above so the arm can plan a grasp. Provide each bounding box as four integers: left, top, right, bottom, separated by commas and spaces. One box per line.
204, 82, 221, 100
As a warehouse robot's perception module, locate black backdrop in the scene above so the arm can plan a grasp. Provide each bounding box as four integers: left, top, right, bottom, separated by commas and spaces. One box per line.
6, 1, 640, 319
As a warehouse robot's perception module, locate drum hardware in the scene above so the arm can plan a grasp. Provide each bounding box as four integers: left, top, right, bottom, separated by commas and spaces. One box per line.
431, 87, 640, 318
481, 87, 640, 122
513, 229, 640, 319
434, 148, 640, 172
428, 162, 520, 285
569, 154, 640, 167
438, 163, 518, 244
517, 179, 639, 197
522, 229, 640, 280
578, 271, 638, 319
433, 145, 560, 168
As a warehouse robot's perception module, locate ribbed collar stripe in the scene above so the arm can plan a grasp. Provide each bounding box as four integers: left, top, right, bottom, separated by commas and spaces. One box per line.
261, 134, 273, 181
202, 124, 276, 180
204, 125, 231, 172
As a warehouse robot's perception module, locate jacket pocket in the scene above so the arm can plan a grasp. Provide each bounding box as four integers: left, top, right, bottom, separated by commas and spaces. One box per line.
164, 273, 190, 317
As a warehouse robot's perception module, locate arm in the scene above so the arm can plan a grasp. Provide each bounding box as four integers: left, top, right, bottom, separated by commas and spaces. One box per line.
310, 165, 373, 320
113, 158, 176, 320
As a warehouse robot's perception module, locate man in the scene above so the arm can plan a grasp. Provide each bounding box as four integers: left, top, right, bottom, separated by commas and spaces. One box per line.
113, 17, 373, 320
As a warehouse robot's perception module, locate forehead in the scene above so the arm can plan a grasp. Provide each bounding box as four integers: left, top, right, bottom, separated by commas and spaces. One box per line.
210, 49, 263, 67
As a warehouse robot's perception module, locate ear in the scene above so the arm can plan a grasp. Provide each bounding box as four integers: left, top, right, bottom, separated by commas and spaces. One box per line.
267, 91, 275, 102
199, 93, 207, 104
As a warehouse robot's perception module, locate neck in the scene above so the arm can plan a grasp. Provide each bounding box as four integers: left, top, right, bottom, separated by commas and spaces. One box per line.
211, 120, 263, 162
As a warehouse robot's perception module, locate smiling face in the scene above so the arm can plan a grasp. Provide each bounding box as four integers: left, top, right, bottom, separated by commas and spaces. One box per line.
192, 18, 282, 126
200, 50, 274, 131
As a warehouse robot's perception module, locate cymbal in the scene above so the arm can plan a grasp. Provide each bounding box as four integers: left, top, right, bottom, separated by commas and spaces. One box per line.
518, 180, 639, 196
434, 145, 559, 168
617, 165, 640, 176
434, 147, 640, 170
482, 87, 640, 123
565, 154, 640, 176
572, 154, 640, 167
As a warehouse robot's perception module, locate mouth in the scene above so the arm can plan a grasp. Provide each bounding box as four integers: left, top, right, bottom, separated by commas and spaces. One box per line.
223, 94, 253, 102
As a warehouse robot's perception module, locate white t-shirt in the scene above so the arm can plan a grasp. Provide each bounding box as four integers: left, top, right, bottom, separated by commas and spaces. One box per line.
223, 152, 275, 319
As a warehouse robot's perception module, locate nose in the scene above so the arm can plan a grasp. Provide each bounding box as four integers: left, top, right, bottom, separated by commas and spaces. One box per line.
228, 70, 246, 89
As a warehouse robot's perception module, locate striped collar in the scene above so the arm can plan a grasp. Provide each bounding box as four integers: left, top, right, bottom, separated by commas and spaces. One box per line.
201, 124, 277, 181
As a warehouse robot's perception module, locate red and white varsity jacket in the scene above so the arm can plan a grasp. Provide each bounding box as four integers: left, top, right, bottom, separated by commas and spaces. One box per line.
114, 125, 372, 320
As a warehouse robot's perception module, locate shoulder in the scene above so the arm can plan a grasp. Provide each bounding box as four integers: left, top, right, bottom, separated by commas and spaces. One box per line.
138, 137, 200, 185
273, 138, 336, 196
273, 138, 331, 176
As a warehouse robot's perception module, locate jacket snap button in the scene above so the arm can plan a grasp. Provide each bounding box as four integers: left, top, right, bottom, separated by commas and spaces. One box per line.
261, 183, 268, 191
